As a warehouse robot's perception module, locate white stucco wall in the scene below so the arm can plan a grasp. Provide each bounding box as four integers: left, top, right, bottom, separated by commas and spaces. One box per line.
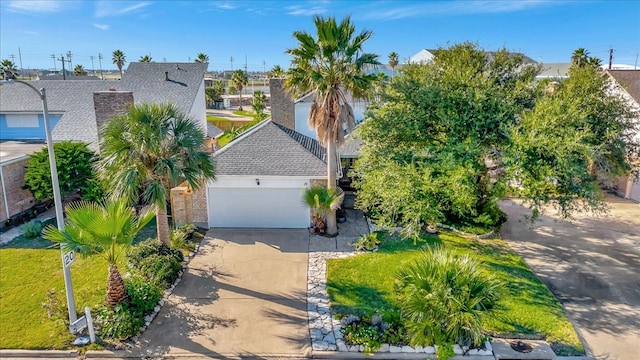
190, 80, 207, 131
294, 99, 368, 140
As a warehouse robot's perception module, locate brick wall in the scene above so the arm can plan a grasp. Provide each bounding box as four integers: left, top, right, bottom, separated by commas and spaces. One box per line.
93, 90, 134, 150
269, 78, 295, 129
0, 157, 36, 223
191, 186, 208, 228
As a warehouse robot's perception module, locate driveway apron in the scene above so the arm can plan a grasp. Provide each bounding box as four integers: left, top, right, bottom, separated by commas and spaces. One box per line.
128, 228, 311, 359
500, 197, 640, 360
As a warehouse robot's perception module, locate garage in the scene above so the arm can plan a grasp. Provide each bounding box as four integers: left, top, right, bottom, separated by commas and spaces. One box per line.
208, 183, 310, 228
203, 120, 327, 229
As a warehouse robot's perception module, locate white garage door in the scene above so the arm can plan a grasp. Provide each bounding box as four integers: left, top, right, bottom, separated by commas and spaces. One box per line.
209, 187, 310, 228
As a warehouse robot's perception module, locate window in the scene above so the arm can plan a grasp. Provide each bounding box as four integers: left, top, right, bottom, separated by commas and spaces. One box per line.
5, 114, 39, 128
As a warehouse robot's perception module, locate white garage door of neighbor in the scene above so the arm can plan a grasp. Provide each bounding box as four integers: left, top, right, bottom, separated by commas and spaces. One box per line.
209, 187, 310, 228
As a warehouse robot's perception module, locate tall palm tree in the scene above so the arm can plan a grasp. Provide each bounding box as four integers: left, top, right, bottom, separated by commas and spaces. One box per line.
112, 49, 126, 78
231, 69, 248, 111
571, 48, 589, 68
587, 56, 603, 69
97, 103, 216, 247
195, 53, 209, 63
139, 55, 152, 62
285, 15, 379, 236
1, 59, 18, 80
73, 64, 87, 76
388, 52, 399, 79
267, 64, 285, 79
42, 199, 156, 307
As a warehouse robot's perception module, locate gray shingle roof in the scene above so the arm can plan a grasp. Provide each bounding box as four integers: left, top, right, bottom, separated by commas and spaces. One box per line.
338, 133, 362, 158
0, 62, 207, 147
207, 123, 223, 138
214, 120, 326, 176
608, 70, 640, 104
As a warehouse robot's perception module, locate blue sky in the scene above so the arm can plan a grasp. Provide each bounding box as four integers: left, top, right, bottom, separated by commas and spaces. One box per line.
1, 0, 639, 72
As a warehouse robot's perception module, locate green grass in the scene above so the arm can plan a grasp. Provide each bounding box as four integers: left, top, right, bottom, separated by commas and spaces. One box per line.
0, 220, 156, 349
327, 231, 584, 355
232, 110, 256, 117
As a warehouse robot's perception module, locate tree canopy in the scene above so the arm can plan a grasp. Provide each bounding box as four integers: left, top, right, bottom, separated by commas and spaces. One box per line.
353, 43, 638, 238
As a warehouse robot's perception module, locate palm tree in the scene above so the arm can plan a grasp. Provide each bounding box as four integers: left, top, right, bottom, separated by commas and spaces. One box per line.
388, 52, 399, 78
73, 64, 87, 76
231, 69, 248, 111
571, 48, 589, 68
267, 65, 285, 79
42, 199, 156, 307
195, 53, 209, 63
97, 103, 216, 247
1, 59, 18, 80
112, 49, 126, 78
139, 55, 152, 62
251, 90, 269, 120
587, 56, 603, 69
285, 15, 380, 236
302, 185, 344, 232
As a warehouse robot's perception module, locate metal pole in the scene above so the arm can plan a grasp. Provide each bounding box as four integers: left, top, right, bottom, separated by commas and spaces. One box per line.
39, 86, 77, 325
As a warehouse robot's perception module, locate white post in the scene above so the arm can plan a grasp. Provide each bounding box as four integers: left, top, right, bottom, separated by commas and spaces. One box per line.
85, 307, 95, 343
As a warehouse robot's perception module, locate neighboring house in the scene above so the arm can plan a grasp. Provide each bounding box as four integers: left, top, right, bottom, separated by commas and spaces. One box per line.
193, 119, 327, 229
0, 141, 46, 225
0, 62, 213, 149
607, 70, 640, 202
537, 63, 572, 80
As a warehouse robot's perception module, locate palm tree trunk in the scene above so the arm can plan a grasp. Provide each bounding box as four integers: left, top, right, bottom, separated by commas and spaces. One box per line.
325, 142, 338, 236
239, 91, 243, 111
106, 264, 129, 307
156, 206, 171, 247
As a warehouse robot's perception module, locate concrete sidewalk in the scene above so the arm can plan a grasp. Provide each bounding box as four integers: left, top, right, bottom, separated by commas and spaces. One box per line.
115, 228, 311, 359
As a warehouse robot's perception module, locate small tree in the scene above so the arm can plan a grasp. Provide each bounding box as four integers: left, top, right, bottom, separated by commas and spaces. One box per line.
139, 55, 152, 62
251, 90, 269, 120
112, 49, 126, 78
388, 51, 399, 78
23, 141, 97, 201
302, 185, 344, 232
195, 53, 209, 63
205, 81, 225, 107
73, 64, 87, 76
1, 59, 18, 79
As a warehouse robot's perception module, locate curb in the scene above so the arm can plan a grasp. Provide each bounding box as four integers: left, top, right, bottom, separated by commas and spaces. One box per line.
0, 349, 78, 358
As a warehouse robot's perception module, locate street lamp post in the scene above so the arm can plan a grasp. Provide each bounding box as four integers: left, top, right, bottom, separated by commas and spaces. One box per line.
1, 79, 78, 327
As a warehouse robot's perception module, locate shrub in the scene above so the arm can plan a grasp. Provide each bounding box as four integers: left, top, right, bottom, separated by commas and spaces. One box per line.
395, 247, 501, 349
341, 311, 408, 352
352, 232, 381, 251
20, 220, 43, 239
170, 223, 197, 252
125, 275, 163, 315
96, 304, 144, 340
127, 239, 184, 288
41, 287, 68, 323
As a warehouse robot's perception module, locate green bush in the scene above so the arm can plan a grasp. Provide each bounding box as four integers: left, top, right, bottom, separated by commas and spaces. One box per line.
170, 224, 197, 252
395, 247, 501, 349
96, 304, 144, 340
127, 239, 184, 288
125, 275, 163, 315
352, 232, 381, 251
20, 220, 43, 239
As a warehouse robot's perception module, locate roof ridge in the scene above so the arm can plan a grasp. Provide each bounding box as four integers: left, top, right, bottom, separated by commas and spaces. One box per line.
273, 122, 326, 163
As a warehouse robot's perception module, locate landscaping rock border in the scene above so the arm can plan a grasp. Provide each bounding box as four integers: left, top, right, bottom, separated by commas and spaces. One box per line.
307, 250, 493, 355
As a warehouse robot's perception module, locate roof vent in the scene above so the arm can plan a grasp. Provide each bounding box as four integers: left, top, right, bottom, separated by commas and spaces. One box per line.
165, 71, 169, 81
108, 88, 116, 91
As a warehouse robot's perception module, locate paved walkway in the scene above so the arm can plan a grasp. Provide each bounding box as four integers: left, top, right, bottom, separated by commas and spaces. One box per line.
500, 196, 640, 360
121, 228, 311, 359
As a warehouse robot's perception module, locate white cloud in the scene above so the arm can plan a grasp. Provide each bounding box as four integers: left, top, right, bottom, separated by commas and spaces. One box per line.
286, 5, 328, 16
6, 0, 65, 13
215, 2, 237, 10
363, 0, 554, 20
93, 23, 109, 31
94, 1, 151, 18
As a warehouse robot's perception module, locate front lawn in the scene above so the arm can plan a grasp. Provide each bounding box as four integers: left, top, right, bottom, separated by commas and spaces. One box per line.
326, 231, 584, 355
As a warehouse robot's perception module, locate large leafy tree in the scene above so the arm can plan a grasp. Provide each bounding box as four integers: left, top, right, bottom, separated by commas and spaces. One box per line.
285, 15, 380, 236
24, 141, 97, 201
97, 103, 216, 247
354, 43, 637, 238
1, 59, 18, 79
112, 49, 126, 78
43, 199, 156, 307
195, 53, 209, 63
388, 51, 399, 78
231, 69, 248, 111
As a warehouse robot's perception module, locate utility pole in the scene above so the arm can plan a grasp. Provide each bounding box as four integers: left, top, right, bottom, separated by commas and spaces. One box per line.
18, 47, 24, 79
98, 53, 103, 80
609, 47, 613, 70
66, 51, 73, 69
90, 56, 95, 75
263, 60, 266, 88
51, 54, 57, 72
59, 55, 69, 80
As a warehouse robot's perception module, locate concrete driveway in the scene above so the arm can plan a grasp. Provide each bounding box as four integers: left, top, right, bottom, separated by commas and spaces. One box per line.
500, 196, 640, 360
125, 228, 311, 359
